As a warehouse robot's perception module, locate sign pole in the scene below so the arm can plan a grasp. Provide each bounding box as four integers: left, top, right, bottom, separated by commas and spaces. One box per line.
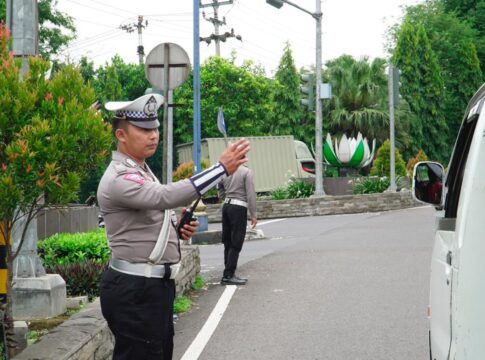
162, 44, 170, 184
145, 42, 191, 183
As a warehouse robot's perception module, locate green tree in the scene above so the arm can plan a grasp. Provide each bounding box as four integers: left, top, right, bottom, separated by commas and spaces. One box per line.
264, 42, 307, 140
324, 55, 389, 140
0, 25, 111, 356
173, 56, 273, 145
0, 0, 77, 59
370, 139, 406, 177
401, 1, 482, 146
106, 55, 150, 100
323, 54, 413, 152
392, 20, 449, 162
442, 0, 485, 74
78, 56, 96, 84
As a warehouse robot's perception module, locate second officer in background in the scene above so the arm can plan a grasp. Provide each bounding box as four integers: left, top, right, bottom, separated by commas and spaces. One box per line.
217, 164, 257, 285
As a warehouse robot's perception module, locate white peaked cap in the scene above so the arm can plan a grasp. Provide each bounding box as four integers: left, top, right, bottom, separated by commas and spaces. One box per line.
105, 93, 164, 129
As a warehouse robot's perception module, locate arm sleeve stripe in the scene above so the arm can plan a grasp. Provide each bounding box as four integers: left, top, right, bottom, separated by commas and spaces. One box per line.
190, 163, 228, 195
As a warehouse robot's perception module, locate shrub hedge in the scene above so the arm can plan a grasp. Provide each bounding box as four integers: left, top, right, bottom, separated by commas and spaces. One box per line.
38, 229, 109, 299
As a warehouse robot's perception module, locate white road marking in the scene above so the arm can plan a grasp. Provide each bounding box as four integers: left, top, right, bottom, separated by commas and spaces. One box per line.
180, 285, 237, 360
257, 218, 286, 226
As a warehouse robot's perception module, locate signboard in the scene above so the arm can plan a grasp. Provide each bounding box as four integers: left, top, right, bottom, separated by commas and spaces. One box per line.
145, 43, 191, 90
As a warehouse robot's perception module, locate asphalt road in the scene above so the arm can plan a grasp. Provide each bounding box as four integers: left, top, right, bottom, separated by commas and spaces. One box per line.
173, 206, 435, 360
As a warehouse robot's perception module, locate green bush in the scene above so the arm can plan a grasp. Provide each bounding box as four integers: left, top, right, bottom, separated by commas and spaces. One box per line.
174, 295, 192, 314
370, 140, 406, 177
353, 176, 390, 194
38, 228, 110, 267
270, 180, 315, 200
286, 180, 315, 198
270, 187, 288, 200
191, 275, 205, 290
38, 229, 110, 299
45, 260, 108, 300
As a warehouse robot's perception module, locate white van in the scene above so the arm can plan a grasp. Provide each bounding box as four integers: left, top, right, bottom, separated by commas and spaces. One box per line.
412, 84, 485, 359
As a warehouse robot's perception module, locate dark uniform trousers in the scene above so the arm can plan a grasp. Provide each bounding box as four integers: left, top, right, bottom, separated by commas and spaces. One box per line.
222, 203, 248, 278
100, 267, 175, 360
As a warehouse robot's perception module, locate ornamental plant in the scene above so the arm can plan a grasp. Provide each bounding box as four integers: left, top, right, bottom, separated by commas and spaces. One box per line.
370, 140, 406, 177
0, 24, 111, 356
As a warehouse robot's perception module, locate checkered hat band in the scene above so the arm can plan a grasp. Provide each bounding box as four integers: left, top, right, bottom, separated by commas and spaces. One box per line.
115, 110, 157, 121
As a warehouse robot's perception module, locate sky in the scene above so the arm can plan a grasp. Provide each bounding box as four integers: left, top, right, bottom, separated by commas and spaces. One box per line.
56, 0, 421, 76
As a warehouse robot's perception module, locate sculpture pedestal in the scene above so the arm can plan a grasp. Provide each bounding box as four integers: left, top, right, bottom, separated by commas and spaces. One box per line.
12, 275, 66, 320
12, 212, 66, 320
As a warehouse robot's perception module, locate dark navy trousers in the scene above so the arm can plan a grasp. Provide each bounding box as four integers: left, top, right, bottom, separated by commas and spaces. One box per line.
222, 203, 248, 278
100, 267, 175, 360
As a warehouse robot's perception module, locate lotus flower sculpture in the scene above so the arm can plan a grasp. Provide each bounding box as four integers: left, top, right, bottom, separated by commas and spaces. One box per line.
323, 132, 376, 168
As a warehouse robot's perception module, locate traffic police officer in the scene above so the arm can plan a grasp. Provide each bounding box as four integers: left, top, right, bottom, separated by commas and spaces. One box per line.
97, 93, 250, 360
217, 165, 257, 285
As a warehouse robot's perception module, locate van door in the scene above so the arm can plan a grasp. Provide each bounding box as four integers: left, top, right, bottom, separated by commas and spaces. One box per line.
449, 101, 485, 359
429, 228, 453, 359
429, 97, 481, 359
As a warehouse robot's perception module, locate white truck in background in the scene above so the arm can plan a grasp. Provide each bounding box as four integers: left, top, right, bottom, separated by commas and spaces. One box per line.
176, 135, 315, 193
412, 84, 485, 359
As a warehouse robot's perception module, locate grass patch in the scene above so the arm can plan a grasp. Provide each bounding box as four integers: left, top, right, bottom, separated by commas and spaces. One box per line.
27, 329, 49, 346
26, 303, 86, 346
174, 296, 192, 314
191, 275, 205, 290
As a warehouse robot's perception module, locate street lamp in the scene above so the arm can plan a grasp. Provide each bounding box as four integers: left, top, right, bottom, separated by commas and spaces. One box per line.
266, 0, 325, 196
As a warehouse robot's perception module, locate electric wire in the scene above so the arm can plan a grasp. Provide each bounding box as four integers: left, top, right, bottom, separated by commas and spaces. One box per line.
64, 0, 133, 19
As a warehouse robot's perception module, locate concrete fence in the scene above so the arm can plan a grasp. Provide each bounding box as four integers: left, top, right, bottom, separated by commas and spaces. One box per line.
37, 206, 99, 240
204, 191, 420, 222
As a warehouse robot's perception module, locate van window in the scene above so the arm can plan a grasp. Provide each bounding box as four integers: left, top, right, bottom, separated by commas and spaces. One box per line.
445, 113, 479, 218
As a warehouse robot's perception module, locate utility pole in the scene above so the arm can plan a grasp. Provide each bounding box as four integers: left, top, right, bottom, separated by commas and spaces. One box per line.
120, 15, 148, 64
314, 0, 324, 196
7, 0, 38, 77
266, 0, 325, 196
200, 0, 241, 56
388, 65, 399, 192
193, 0, 202, 175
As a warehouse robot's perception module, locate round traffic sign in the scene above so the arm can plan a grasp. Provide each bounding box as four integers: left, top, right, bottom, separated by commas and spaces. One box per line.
145, 42, 191, 90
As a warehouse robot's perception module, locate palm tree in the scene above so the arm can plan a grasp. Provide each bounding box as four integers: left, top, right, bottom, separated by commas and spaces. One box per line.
325, 55, 390, 141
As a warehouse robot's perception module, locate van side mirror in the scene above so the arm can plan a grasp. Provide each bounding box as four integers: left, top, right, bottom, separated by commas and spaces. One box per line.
412, 161, 444, 207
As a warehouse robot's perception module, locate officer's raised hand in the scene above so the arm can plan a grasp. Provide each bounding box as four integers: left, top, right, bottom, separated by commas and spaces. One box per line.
219, 139, 250, 175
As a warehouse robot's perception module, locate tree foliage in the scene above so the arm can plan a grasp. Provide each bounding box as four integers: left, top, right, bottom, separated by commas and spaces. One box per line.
442, 0, 485, 74
392, 19, 449, 163
400, 1, 482, 146
0, 24, 111, 355
172, 56, 273, 145
323, 55, 412, 151
263, 42, 308, 141
325, 55, 389, 138
370, 139, 406, 177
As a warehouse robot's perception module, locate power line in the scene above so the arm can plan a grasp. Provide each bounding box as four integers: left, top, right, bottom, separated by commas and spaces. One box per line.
200, 0, 241, 56
64, 0, 133, 19
83, 0, 137, 16
120, 15, 148, 65
235, 2, 312, 43
63, 31, 125, 52
66, 29, 121, 49
73, 17, 118, 29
